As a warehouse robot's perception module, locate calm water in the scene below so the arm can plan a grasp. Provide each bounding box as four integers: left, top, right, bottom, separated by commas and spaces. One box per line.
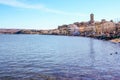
0, 35, 120, 80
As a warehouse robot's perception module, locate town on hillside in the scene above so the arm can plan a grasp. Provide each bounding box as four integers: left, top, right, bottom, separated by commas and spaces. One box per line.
0, 14, 120, 41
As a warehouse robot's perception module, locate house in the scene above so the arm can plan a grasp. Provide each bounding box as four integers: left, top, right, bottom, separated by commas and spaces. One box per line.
68, 24, 80, 35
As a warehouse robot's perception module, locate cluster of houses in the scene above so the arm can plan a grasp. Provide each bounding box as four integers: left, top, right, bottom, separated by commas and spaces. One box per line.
58, 13, 120, 39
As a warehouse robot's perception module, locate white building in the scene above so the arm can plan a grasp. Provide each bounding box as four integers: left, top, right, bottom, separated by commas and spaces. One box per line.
68, 24, 80, 35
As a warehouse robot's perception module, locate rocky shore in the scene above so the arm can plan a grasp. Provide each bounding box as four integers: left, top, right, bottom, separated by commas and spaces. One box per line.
110, 38, 120, 43
0, 14, 120, 43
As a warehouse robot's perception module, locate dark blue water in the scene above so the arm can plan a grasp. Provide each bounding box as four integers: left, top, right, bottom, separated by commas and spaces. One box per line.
0, 35, 120, 80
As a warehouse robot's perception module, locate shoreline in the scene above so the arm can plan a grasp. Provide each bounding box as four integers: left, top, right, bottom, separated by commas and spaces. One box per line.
0, 33, 120, 44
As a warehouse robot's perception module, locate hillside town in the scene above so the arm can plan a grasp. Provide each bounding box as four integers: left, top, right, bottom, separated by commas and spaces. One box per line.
0, 14, 120, 42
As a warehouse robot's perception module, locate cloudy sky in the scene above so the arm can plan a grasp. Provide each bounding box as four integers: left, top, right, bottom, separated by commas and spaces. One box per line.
0, 0, 120, 29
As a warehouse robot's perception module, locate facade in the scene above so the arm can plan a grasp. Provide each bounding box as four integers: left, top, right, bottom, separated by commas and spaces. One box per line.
68, 24, 80, 35
101, 21, 115, 33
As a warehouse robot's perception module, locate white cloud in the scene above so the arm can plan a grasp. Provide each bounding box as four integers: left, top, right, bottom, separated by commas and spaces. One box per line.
0, 0, 44, 9
0, 0, 86, 16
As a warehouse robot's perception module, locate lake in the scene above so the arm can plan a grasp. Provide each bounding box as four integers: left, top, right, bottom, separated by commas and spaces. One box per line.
0, 35, 120, 80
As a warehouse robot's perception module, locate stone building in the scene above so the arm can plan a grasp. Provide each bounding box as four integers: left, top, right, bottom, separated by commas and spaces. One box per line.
58, 25, 68, 35
89, 13, 95, 25
95, 21, 116, 35
101, 21, 115, 33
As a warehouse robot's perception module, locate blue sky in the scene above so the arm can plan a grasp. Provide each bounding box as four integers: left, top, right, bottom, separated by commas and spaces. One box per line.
0, 0, 120, 29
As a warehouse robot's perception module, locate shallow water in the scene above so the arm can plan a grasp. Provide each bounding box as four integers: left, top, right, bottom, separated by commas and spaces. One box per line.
0, 35, 120, 80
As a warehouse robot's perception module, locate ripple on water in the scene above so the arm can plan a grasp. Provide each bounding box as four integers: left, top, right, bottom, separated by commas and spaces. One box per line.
0, 35, 120, 80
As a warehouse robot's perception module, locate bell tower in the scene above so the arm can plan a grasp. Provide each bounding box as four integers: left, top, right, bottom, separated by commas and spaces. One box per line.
90, 13, 94, 24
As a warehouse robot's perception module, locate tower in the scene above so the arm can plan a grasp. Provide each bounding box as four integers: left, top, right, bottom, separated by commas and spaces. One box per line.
90, 13, 94, 24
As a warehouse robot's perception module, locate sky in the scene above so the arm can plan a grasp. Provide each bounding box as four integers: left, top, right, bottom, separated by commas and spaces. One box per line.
0, 0, 120, 29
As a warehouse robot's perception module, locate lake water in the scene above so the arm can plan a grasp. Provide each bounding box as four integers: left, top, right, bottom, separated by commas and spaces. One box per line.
0, 35, 120, 80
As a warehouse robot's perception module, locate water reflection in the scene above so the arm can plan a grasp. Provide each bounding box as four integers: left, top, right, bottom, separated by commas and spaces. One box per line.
89, 38, 95, 67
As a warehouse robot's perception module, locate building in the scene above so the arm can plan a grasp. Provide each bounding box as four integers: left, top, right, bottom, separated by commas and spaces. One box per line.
89, 13, 94, 24
68, 24, 80, 35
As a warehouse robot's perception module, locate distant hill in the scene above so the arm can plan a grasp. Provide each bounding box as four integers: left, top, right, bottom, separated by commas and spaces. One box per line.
0, 29, 21, 34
